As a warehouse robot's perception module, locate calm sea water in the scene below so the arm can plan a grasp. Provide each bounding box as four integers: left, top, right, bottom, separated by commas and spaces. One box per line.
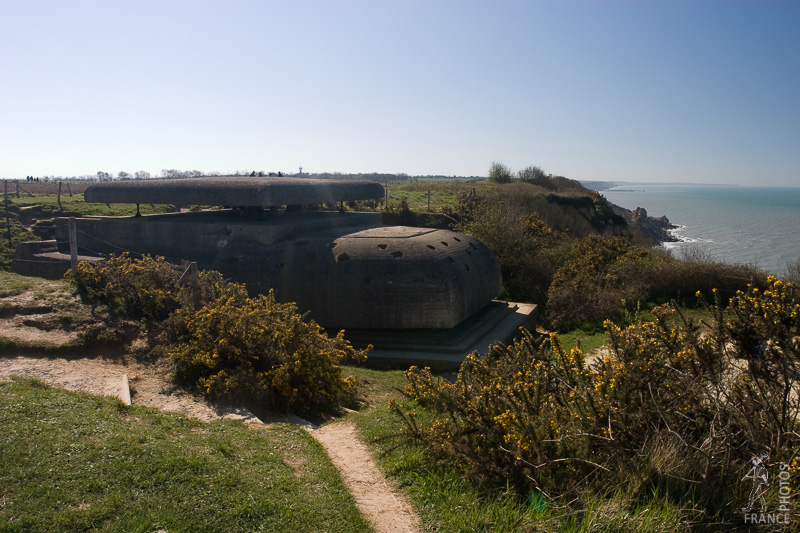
601, 185, 800, 276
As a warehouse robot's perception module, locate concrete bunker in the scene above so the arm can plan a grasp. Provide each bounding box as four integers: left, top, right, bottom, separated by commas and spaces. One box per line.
13, 177, 535, 366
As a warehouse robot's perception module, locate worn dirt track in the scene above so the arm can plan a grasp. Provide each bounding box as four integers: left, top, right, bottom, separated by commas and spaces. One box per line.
313, 421, 421, 533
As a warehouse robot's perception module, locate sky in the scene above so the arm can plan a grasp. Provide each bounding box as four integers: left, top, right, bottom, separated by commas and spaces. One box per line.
1, 0, 798, 186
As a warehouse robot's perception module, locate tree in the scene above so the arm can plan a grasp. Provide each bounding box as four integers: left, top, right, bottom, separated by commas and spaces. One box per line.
96, 171, 111, 181
487, 161, 513, 183
117, 171, 131, 181
162, 169, 183, 178
134, 170, 151, 180
517, 165, 547, 185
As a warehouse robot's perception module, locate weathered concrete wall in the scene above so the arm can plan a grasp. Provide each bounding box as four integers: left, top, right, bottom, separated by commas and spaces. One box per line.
214, 226, 503, 329
55, 211, 382, 261
50, 210, 503, 330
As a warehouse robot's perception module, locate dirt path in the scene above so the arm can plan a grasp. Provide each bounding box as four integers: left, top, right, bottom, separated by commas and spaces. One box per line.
313, 421, 421, 533
0, 354, 260, 423
0, 354, 423, 532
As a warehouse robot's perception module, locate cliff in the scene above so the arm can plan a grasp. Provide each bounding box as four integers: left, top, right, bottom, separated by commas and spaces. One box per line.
611, 205, 677, 244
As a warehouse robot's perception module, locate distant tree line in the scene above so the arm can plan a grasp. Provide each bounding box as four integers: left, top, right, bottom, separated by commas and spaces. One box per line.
12, 168, 490, 183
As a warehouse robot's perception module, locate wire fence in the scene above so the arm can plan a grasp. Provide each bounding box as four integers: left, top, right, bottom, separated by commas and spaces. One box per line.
1, 179, 93, 198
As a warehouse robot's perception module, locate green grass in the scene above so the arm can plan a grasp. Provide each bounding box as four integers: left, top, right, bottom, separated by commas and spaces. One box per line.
557, 328, 608, 355
342, 365, 549, 531
0, 378, 371, 533
385, 181, 489, 213
0, 271, 73, 299
350, 398, 545, 532
1, 193, 177, 270
0, 270, 49, 297
9, 194, 173, 217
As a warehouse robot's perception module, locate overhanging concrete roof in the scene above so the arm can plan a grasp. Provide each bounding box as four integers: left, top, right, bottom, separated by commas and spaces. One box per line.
84, 177, 385, 207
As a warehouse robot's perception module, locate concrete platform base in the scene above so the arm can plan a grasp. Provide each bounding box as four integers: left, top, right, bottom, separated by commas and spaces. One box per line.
344, 301, 537, 369
11, 240, 104, 279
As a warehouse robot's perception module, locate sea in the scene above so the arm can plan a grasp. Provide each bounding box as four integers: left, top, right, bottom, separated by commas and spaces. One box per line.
599, 184, 800, 277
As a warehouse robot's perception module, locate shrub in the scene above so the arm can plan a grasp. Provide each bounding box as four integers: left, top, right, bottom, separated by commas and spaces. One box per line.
382, 198, 416, 226
487, 161, 514, 184
546, 235, 652, 330
169, 283, 368, 413
71, 253, 182, 321
394, 277, 800, 523
71, 254, 367, 413
516, 165, 548, 186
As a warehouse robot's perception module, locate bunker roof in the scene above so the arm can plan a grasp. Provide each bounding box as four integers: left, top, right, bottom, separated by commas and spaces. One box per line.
83, 177, 385, 207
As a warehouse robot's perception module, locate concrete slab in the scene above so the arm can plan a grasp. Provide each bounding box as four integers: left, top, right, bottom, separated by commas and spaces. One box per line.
347, 301, 537, 369
84, 177, 384, 207
11, 240, 105, 279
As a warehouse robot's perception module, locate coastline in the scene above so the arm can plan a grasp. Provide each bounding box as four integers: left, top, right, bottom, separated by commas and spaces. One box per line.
599, 185, 800, 275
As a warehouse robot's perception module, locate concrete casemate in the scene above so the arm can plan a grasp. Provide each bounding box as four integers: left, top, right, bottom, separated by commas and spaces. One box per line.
83, 176, 384, 208
15, 176, 535, 365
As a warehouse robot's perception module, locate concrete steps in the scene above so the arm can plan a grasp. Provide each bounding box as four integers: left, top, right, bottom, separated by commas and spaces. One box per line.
11, 240, 105, 279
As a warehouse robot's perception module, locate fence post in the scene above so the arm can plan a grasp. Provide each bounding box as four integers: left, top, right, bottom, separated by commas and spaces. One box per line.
69, 218, 78, 274
4, 181, 11, 246
427, 189, 431, 211
191, 262, 200, 309
58, 182, 63, 211
16, 180, 20, 198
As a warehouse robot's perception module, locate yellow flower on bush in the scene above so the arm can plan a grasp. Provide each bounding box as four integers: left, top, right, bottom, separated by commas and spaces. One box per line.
169, 286, 367, 412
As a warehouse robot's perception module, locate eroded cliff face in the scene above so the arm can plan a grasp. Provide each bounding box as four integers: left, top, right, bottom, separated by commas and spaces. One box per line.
613, 205, 677, 244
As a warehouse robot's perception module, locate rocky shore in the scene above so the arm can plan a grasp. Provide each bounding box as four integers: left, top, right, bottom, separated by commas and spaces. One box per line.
611, 204, 677, 244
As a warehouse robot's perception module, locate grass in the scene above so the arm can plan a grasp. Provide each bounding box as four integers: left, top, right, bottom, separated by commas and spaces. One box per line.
349, 397, 545, 532
8, 194, 174, 217
0, 270, 50, 297
0, 378, 371, 533
344, 364, 551, 530
556, 327, 608, 355
1, 192, 176, 269
0, 271, 72, 300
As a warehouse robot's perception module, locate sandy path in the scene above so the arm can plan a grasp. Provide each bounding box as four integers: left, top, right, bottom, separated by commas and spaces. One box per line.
313, 421, 421, 533
0, 354, 260, 423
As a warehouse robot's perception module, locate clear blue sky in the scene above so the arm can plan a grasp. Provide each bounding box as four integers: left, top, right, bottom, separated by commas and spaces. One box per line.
1, 0, 798, 185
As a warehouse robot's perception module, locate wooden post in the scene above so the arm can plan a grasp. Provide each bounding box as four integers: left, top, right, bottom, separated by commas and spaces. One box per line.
16, 180, 20, 198
191, 262, 200, 309
58, 182, 63, 211
67, 182, 72, 197
69, 217, 78, 274
4, 181, 11, 246
427, 189, 431, 211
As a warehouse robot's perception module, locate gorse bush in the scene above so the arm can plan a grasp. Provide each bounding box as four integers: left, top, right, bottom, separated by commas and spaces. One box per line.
71, 253, 182, 321
71, 254, 366, 413
169, 283, 367, 412
546, 235, 651, 330
394, 277, 800, 523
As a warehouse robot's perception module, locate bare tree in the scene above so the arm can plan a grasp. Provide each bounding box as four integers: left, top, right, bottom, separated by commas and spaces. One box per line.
517, 165, 547, 185
487, 161, 513, 184
134, 170, 151, 180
